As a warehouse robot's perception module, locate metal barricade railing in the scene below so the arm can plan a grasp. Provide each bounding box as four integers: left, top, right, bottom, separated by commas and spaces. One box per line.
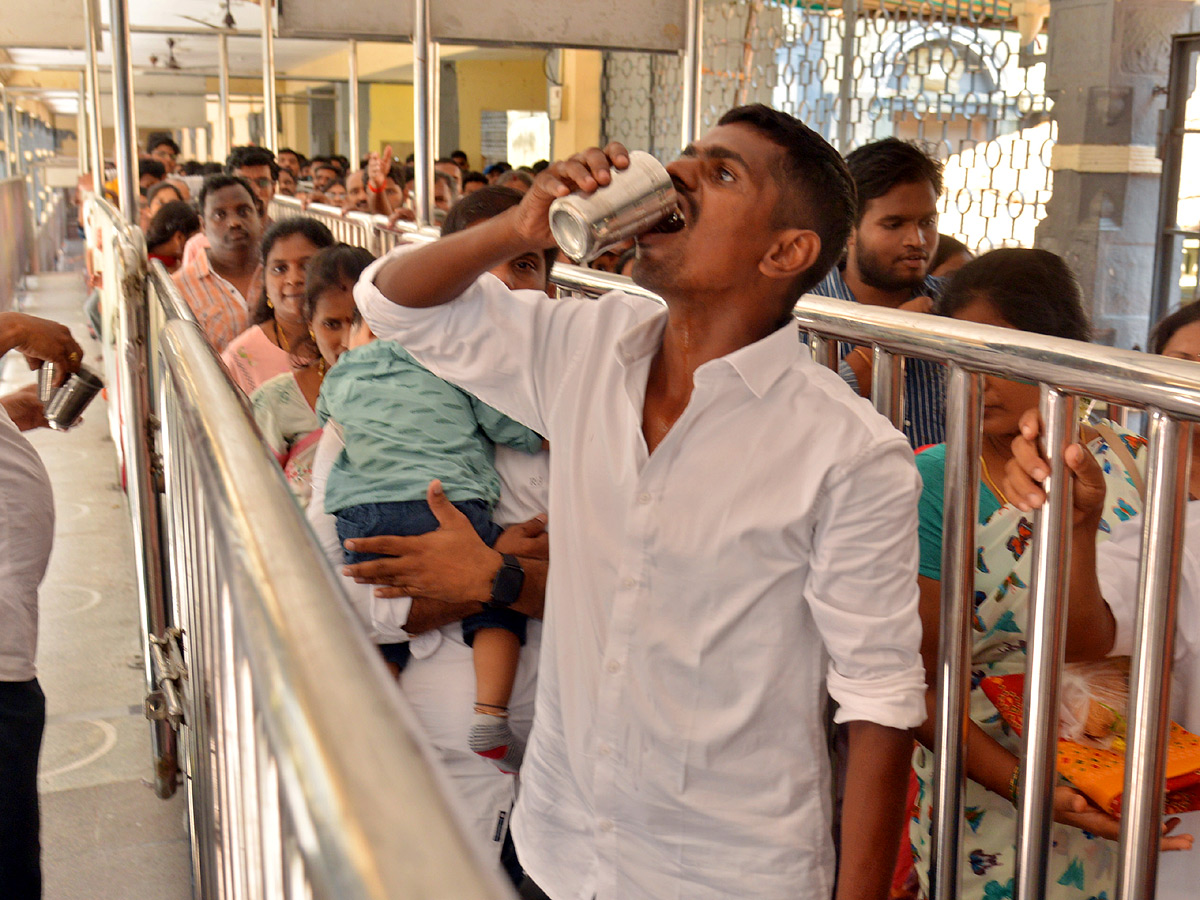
274, 189, 1199, 900
793, 295, 1199, 900
84, 195, 177, 797
0, 175, 33, 311
86, 193, 518, 900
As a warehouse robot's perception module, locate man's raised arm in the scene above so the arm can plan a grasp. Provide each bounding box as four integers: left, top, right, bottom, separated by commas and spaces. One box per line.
371, 144, 630, 309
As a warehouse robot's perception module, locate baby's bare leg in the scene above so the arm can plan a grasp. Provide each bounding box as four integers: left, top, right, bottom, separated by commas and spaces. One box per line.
469, 628, 524, 773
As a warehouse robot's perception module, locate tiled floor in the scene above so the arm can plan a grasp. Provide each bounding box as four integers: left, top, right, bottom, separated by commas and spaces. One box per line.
4, 263, 193, 900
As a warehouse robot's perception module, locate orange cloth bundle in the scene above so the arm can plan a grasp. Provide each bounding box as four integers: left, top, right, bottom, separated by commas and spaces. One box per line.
980, 672, 1200, 816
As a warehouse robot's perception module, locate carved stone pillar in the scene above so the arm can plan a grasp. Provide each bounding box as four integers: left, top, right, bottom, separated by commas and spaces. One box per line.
1036, 0, 1200, 347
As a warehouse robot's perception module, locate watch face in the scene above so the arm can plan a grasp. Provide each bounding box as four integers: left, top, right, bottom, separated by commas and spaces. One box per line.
490, 555, 525, 608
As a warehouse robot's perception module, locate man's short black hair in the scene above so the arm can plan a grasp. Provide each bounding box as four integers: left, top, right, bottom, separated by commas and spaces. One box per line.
716, 104, 857, 298
313, 160, 339, 176
938, 248, 1090, 343
463, 171, 487, 187
443, 186, 556, 280
138, 157, 166, 181
198, 173, 258, 215
277, 147, 299, 160
145, 132, 180, 156
844, 137, 943, 224
225, 145, 280, 180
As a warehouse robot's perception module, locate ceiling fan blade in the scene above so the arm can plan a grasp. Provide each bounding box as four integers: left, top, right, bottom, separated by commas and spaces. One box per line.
178, 15, 221, 29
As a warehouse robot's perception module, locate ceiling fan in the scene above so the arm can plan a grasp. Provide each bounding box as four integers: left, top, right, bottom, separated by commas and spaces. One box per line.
148, 38, 182, 70
145, 37, 213, 72
180, 0, 241, 31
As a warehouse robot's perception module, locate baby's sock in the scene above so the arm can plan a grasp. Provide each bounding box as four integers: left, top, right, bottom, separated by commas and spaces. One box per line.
469, 707, 525, 774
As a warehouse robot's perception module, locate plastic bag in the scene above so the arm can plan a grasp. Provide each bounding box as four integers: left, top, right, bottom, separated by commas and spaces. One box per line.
1058, 658, 1130, 751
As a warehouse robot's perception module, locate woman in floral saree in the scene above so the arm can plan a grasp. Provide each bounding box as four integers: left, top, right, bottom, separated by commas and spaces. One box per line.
907, 249, 1183, 899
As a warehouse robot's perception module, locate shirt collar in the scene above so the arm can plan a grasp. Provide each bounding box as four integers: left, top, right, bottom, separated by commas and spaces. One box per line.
711, 318, 803, 399
614, 306, 802, 400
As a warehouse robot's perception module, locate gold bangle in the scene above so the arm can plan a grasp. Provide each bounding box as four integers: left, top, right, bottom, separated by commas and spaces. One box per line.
851, 346, 873, 367
1008, 765, 1020, 804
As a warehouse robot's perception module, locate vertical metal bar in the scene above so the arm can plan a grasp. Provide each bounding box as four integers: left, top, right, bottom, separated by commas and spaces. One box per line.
218, 33, 231, 162
809, 334, 839, 371
870, 347, 905, 429
10, 98, 23, 176
261, 0, 278, 153
0, 86, 12, 179
82, 0, 104, 183
76, 74, 87, 177
929, 363, 982, 900
412, 0, 436, 226
347, 39, 360, 169
836, 0, 859, 153
1116, 412, 1190, 900
1149, 36, 1195, 335
1014, 387, 1078, 900
107, 0, 138, 223
680, 0, 705, 146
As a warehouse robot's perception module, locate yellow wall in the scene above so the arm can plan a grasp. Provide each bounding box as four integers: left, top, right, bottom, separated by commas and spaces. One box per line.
552, 50, 603, 158
455, 58, 546, 170
367, 83, 415, 159
279, 84, 311, 156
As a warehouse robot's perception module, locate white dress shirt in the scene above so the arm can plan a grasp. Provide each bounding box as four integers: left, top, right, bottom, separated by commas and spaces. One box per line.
356, 249, 927, 900
306, 419, 546, 868
0, 405, 55, 681
1101, 503, 1200, 900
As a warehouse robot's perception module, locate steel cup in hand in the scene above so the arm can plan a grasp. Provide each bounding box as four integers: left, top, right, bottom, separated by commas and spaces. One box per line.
44, 366, 103, 431
37, 361, 60, 404
549, 150, 679, 263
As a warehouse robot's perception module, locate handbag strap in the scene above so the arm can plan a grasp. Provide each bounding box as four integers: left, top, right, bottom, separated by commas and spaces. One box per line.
1092, 420, 1147, 504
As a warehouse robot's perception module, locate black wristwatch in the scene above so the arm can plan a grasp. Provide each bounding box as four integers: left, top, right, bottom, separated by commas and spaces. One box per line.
485, 553, 524, 610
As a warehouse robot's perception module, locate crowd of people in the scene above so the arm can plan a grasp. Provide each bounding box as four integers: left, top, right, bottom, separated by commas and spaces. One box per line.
4, 104, 1200, 900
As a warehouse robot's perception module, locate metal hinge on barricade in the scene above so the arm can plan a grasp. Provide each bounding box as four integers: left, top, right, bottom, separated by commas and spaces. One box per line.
144, 627, 186, 728
146, 413, 165, 493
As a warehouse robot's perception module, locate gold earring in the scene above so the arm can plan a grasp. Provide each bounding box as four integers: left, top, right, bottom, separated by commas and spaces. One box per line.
309, 329, 316, 342
266, 298, 273, 309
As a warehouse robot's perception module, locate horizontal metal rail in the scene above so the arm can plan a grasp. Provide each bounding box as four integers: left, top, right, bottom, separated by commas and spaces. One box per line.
156, 315, 515, 900
793, 294, 1196, 900
90, 193, 516, 899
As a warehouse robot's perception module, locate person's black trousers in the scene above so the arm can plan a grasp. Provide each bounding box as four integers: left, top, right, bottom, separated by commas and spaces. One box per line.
0, 679, 45, 900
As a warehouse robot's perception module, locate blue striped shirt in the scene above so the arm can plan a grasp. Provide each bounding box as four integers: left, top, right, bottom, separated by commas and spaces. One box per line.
808, 267, 947, 448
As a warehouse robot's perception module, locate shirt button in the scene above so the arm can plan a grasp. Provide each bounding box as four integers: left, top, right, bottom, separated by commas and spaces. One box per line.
598, 818, 615, 833
606, 659, 621, 674
638, 492, 652, 504
598, 742, 613, 757
620, 576, 635, 590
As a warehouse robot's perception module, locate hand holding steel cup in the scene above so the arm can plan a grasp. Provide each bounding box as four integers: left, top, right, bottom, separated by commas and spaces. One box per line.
44, 366, 104, 431
511, 143, 632, 251
549, 150, 680, 263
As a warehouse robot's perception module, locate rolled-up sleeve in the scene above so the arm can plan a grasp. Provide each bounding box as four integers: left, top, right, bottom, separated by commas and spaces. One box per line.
355, 243, 597, 438
805, 437, 927, 729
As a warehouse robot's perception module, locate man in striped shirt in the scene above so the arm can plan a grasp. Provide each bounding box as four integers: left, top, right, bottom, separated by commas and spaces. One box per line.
810, 137, 947, 448
172, 174, 264, 352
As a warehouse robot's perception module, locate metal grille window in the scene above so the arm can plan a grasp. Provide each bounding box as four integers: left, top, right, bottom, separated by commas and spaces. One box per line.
602, 0, 1055, 252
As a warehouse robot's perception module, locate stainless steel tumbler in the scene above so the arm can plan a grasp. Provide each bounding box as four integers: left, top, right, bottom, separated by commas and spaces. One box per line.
37, 361, 60, 404
549, 150, 679, 263
44, 366, 103, 431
